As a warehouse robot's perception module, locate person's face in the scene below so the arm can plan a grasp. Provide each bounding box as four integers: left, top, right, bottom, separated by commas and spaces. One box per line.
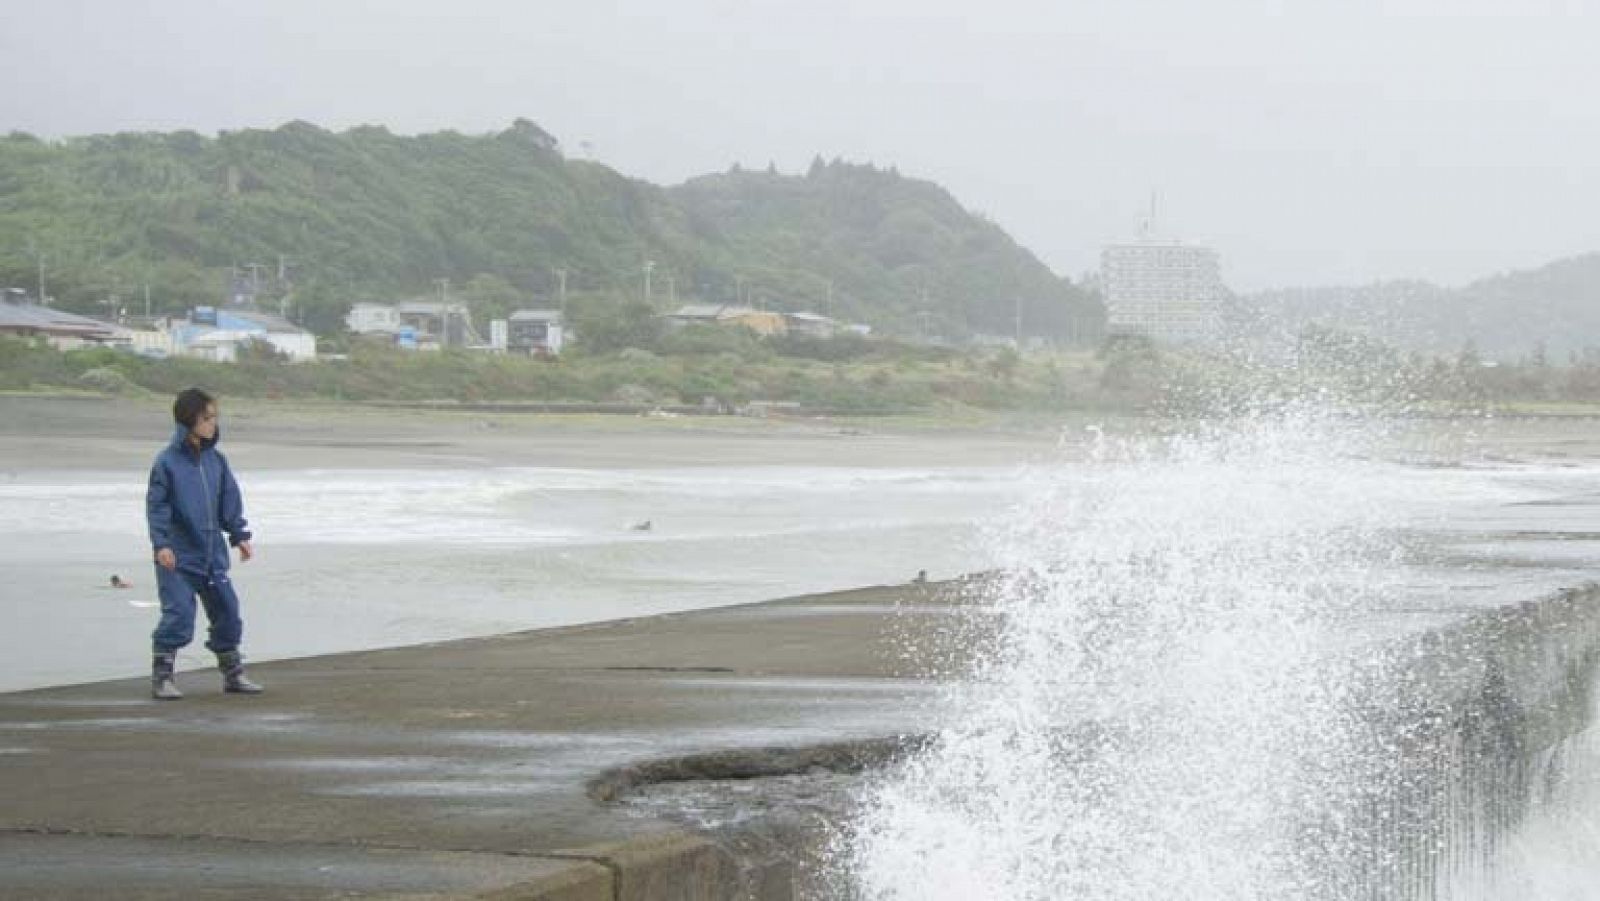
191, 403, 218, 442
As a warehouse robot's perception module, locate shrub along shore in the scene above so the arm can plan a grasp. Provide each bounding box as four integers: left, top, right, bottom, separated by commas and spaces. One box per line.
10, 329, 1600, 419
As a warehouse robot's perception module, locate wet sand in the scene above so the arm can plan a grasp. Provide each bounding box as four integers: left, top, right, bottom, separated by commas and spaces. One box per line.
0, 394, 1071, 473
9, 393, 1600, 474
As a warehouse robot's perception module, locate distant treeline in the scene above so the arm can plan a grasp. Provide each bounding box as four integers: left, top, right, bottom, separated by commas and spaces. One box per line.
0, 121, 1101, 343
1238, 251, 1600, 361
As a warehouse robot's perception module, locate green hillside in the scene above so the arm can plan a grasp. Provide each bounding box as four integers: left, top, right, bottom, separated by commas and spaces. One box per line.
671, 159, 1099, 340
0, 120, 1099, 343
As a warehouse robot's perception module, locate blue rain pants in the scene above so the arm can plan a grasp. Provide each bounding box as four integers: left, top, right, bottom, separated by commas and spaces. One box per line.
152, 565, 243, 654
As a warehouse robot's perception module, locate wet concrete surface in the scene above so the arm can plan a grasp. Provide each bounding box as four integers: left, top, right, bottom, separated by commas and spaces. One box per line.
0, 584, 959, 899
0, 832, 588, 900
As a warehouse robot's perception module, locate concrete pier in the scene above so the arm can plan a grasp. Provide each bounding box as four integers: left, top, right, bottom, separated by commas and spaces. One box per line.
0, 582, 960, 900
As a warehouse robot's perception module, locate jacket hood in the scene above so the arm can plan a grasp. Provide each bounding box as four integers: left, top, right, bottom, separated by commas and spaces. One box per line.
168, 422, 222, 453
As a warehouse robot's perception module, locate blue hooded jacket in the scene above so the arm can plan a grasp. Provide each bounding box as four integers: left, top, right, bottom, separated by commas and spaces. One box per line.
146, 423, 252, 574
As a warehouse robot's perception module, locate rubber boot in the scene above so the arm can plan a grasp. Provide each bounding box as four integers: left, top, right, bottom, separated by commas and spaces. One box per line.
152, 651, 182, 700
217, 650, 264, 695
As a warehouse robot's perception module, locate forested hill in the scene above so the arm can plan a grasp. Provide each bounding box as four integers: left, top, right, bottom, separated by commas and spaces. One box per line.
0, 120, 1099, 341
670, 160, 1097, 340
1243, 252, 1600, 361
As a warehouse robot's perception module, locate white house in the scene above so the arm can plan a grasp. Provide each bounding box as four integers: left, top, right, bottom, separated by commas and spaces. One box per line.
119, 322, 176, 358
783, 311, 840, 338
345, 302, 402, 336
398, 301, 477, 347
173, 308, 317, 362
348, 300, 478, 348
507, 309, 565, 355
183, 330, 256, 363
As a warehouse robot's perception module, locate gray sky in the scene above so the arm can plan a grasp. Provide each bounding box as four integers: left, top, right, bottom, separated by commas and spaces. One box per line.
3, 0, 1598, 291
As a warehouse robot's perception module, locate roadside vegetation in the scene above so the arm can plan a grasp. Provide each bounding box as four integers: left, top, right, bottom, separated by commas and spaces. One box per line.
10, 324, 1600, 418
0, 331, 1122, 415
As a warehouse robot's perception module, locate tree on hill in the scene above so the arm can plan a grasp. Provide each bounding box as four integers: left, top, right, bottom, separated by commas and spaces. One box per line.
671, 161, 1100, 342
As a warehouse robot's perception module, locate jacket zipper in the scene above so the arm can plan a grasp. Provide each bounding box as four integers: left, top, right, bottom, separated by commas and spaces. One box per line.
196, 448, 216, 572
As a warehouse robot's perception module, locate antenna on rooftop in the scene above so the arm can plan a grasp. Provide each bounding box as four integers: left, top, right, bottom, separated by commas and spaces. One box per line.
1139, 190, 1160, 240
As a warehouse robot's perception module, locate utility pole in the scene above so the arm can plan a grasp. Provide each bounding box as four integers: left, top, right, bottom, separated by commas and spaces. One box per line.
105, 278, 127, 322
144, 284, 152, 318
554, 267, 568, 316
435, 278, 453, 347
642, 260, 655, 307
734, 275, 745, 307
26, 240, 45, 305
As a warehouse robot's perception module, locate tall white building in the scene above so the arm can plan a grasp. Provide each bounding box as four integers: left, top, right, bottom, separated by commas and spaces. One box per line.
1101, 240, 1225, 344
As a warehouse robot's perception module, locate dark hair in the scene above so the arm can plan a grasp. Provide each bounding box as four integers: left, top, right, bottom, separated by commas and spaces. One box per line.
172, 388, 215, 428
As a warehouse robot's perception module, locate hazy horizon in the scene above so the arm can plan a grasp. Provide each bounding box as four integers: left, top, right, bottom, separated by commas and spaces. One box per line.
5, 0, 1598, 292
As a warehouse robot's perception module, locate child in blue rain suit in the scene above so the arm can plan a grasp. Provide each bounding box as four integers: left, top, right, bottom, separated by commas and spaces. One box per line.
145, 388, 263, 700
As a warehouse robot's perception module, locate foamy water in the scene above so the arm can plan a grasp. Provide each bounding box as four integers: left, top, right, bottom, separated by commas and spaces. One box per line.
0, 466, 1014, 544
835, 410, 1600, 901
0, 464, 1030, 691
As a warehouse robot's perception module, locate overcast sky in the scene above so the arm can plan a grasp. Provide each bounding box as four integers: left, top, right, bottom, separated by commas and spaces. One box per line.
3, 0, 1597, 291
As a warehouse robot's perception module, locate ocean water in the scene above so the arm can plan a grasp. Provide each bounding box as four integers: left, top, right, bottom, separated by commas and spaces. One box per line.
835, 411, 1600, 901
0, 463, 1033, 692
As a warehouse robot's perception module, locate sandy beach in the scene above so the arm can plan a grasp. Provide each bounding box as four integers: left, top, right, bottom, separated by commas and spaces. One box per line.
0, 394, 1076, 473
8, 393, 1600, 473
